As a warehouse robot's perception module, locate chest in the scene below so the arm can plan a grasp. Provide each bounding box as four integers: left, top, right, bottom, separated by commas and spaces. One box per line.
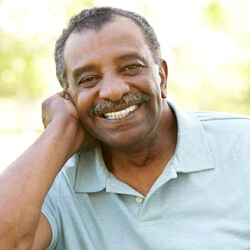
55, 172, 250, 250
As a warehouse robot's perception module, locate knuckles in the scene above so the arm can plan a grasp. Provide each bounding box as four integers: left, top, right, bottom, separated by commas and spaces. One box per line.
41, 92, 78, 129
41, 92, 64, 129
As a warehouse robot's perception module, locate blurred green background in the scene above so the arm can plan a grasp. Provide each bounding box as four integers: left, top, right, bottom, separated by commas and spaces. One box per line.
0, 0, 250, 171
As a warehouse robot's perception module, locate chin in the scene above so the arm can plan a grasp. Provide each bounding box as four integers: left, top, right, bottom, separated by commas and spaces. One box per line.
100, 131, 146, 151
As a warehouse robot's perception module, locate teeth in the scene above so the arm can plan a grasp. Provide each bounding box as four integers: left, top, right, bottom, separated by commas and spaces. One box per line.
104, 105, 138, 119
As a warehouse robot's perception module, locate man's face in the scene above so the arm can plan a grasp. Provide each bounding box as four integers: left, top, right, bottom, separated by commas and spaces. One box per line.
64, 17, 168, 149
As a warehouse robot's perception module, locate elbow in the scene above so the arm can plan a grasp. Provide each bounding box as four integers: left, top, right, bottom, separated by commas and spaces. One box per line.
0, 219, 35, 250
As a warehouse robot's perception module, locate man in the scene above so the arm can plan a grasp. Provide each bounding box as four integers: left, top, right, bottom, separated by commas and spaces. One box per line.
0, 6, 250, 250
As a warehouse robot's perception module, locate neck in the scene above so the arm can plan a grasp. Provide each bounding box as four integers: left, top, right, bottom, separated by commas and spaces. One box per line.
101, 103, 177, 196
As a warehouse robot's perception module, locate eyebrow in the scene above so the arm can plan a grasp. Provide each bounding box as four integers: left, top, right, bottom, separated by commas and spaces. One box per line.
72, 64, 96, 80
71, 53, 146, 80
116, 53, 145, 62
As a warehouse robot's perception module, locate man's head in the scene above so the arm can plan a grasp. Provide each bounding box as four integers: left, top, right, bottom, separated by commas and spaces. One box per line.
55, 6, 161, 89
55, 7, 168, 149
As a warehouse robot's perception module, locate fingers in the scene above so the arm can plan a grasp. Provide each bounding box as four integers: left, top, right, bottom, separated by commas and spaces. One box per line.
41, 91, 99, 152
57, 91, 66, 98
41, 92, 63, 129
64, 91, 71, 100
41, 91, 75, 129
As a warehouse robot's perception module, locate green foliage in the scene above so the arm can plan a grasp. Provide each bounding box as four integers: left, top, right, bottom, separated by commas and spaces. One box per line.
204, 1, 228, 29
0, 30, 48, 98
0, 0, 96, 99
168, 1, 250, 115
0, 0, 249, 115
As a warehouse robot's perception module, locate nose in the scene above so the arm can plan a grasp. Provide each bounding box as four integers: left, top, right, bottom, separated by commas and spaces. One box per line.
99, 73, 130, 101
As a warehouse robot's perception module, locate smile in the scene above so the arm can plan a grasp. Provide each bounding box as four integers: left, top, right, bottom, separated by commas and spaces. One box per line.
104, 105, 138, 119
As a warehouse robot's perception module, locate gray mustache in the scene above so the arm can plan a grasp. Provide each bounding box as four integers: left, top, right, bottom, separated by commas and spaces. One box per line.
89, 93, 151, 117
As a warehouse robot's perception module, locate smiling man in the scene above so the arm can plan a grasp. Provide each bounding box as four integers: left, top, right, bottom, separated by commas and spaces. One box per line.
63, 16, 173, 154
0, 7, 250, 250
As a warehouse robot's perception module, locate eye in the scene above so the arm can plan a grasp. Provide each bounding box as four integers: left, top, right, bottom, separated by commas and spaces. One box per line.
78, 75, 101, 87
120, 64, 146, 75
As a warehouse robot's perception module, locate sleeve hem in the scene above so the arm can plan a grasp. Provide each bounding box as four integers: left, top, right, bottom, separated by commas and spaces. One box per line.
41, 207, 58, 250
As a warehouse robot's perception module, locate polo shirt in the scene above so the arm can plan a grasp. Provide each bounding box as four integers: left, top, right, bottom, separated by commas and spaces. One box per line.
42, 101, 250, 250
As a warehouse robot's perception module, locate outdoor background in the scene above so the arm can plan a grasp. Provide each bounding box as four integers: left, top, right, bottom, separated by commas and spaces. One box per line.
0, 0, 250, 172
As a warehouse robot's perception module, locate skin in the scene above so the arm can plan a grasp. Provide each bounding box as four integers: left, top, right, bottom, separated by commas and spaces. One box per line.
65, 17, 177, 196
0, 93, 84, 249
0, 16, 177, 249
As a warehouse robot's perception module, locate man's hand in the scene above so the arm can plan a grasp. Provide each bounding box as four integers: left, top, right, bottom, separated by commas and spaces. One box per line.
0, 91, 99, 249
42, 91, 98, 156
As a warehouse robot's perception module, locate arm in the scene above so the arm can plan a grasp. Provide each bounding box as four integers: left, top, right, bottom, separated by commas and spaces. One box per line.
0, 92, 94, 249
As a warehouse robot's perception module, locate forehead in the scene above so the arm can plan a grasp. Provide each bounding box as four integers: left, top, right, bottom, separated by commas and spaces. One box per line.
63, 17, 153, 70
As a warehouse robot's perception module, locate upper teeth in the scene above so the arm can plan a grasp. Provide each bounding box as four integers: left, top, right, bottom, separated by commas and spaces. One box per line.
104, 105, 138, 119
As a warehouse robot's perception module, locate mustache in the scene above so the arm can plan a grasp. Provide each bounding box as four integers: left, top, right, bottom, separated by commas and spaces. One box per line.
89, 93, 151, 117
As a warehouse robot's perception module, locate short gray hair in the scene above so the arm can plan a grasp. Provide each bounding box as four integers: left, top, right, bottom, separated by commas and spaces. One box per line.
54, 7, 161, 89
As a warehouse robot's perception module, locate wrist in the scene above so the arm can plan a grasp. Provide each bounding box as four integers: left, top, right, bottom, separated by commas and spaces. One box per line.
44, 115, 83, 158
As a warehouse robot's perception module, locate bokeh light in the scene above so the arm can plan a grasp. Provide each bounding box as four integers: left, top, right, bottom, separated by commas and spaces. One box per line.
0, 0, 249, 172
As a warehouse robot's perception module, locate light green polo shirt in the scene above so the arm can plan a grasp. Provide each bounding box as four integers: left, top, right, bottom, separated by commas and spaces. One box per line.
42, 101, 250, 250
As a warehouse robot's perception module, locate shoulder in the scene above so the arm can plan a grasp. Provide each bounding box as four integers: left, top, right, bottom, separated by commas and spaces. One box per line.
45, 154, 80, 200
193, 111, 250, 135
194, 110, 250, 122
193, 111, 250, 167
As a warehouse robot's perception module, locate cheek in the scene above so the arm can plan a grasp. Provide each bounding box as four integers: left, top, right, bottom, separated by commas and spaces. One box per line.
67, 88, 93, 122
75, 89, 102, 129
75, 92, 92, 115
73, 87, 96, 108
134, 73, 159, 93
143, 69, 162, 92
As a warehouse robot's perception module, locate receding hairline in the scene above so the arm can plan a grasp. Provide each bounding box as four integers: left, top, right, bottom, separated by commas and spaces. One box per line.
55, 7, 162, 89
63, 16, 155, 82
69, 15, 147, 41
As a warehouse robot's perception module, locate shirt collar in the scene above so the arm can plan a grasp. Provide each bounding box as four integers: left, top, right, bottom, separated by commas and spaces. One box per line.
74, 147, 109, 193
167, 101, 214, 173
74, 101, 214, 193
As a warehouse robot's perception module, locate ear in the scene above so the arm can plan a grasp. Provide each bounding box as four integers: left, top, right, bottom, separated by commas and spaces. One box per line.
159, 60, 168, 99
64, 83, 73, 98
63, 85, 76, 104
64, 87, 69, 95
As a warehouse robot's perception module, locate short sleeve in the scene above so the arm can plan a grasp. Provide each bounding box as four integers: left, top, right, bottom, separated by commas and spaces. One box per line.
41, 177, 60, 250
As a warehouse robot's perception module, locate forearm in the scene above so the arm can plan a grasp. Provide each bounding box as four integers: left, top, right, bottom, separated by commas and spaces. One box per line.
0, 117, 79, 248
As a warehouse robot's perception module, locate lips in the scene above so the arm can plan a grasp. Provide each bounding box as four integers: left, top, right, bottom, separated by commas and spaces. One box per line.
89, 93, 151, 117
103, 105, 138, 119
